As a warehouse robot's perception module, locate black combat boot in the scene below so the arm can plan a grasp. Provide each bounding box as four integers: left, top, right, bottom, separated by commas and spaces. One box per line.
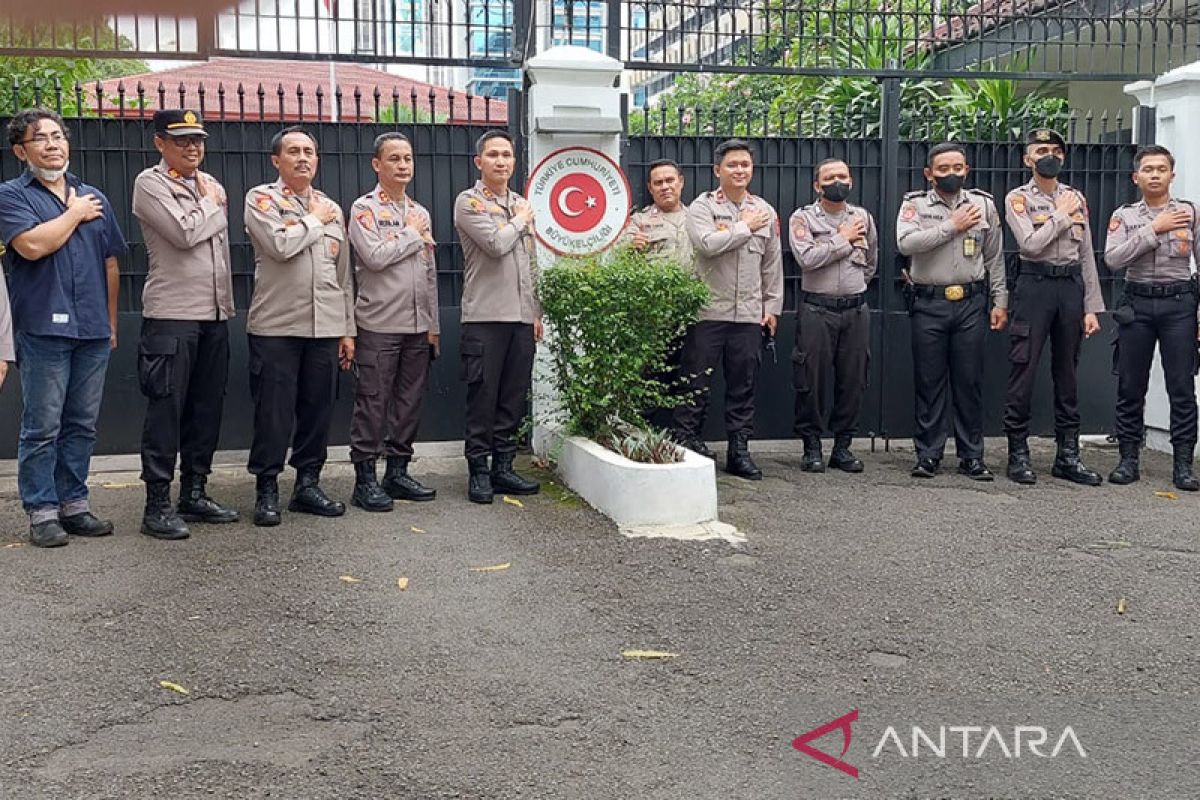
800, 435, 825, 473
141, 481, 190, 540
725, 431, 763, 480
381, 455, 437, 501
491, 452, 540, 495
254, 474, 282, 527
289, 468, 346, 516
1107, 441, 1140, 485
28, 518, 68, 548
467, 455, 494, 504
674, 429, 714, 459
177, 473, 239, 523
1173, 444, 1200, 491
828, 433, 864, 473
1050, 432, 1102, 486
1006, 434, 1037, 485
351, 459, 394, 512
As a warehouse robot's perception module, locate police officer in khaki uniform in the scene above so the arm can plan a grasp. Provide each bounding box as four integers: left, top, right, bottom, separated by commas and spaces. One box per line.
620, 159, 695, 269
132, 109, 239, 540
897, 143, 1007, 480
677, 138, 784, 480
789, 158, 877, 474
244, 126, 356, 526
346, 132, 439, 511
1002, 128, 1105, 486
1103, 144, 1200, 490
454, 130, 542, 504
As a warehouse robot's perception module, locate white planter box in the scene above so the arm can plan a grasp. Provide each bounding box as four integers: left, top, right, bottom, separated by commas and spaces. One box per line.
551, 433, 719, 529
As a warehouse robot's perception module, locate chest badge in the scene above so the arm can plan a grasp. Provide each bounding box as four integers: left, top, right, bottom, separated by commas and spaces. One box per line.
963, 237, 976, 258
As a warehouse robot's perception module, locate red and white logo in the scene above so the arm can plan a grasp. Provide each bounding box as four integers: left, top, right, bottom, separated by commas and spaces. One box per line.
526, 146, 631, 256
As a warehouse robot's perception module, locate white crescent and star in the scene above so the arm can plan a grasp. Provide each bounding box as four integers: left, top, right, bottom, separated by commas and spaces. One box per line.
556, 185, 598, 217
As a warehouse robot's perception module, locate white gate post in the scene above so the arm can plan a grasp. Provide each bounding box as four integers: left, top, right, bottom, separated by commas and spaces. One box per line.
522, 46, 626, 457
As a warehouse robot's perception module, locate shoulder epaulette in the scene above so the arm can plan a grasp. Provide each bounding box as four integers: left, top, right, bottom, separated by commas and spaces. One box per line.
966, 188, 993, 199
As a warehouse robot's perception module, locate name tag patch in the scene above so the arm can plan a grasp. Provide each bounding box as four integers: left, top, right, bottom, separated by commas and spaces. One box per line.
52, 313, 69, 324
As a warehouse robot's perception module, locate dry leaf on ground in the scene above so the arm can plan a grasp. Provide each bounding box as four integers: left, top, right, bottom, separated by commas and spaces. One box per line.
621, 649, 679, 660
1117, 596, 1127, 614
468, 562, 511, 573
159, 680, 190, 695
397, 577, 409, 591
338, 575, 362, 583
1154, 491, 1179, 500
410, 526, 426, 534
502, 496, 524, 508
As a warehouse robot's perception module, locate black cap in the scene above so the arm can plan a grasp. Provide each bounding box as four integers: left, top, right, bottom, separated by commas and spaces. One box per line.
153, 109, 207, 137
1025, 127, 1066, 151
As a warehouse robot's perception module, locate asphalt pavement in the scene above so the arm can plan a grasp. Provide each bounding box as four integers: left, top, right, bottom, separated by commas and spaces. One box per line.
0, 439, 1196, 799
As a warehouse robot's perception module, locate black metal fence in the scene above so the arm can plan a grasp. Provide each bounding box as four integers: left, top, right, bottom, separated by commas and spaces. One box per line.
0, 81, 1148, 454
3, 2, 1197, 82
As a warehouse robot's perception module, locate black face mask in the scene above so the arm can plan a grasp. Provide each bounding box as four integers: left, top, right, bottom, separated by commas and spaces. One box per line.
1034, 155, 1063, 178
821, 181, 851, 202
934, 174, 964, 193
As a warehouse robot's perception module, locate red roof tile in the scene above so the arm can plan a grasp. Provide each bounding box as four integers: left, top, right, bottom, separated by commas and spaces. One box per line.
93, 57, 506, 124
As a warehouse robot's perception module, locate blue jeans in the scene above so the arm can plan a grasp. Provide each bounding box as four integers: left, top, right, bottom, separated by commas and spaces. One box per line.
15, 333, 110, 513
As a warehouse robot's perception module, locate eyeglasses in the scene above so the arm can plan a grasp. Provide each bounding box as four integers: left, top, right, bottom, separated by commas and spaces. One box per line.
168, 135, 205, 148
20, 132, 67, 147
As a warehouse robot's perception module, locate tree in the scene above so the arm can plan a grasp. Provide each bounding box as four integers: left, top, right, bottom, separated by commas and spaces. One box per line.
0, 21, 148, 116
629, 0, 1068, 138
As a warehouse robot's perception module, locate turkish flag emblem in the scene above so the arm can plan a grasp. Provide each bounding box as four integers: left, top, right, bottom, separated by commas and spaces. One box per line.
549, 172, 607, 234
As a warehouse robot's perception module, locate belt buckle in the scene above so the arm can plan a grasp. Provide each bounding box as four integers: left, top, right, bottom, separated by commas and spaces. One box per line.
944, 284, 965, 301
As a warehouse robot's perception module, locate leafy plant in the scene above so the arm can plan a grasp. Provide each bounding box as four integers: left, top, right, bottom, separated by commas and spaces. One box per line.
596, 416, 684, 464
374, 102, 443, 124
538, 245, 710, 456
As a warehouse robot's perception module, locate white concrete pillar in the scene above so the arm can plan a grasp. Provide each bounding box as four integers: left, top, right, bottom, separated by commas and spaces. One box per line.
522, 46, 627, 456
1125, 64, 1200, 450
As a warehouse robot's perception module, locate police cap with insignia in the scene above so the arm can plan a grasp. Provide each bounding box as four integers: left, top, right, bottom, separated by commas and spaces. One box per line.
153, 108, 207, 138
1025, 127, 1065, 152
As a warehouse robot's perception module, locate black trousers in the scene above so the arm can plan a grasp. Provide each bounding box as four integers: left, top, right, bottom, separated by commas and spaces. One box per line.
247, 335, 339, 477
1114, 292, 1198, 449
792, 302, 870, 439
461, 322, 535, 460
910, 293, 987, 460
1002, 273, 1084, 438
672, 320, 761, 438
349, 329, 431, 462
138, 318, 230, 484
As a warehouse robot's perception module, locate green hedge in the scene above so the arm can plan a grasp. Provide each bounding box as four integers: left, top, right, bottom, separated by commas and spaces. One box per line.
539, 246, 710, 441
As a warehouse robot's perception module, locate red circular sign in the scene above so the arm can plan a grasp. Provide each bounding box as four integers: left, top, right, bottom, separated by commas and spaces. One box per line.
549, 172, 607, 233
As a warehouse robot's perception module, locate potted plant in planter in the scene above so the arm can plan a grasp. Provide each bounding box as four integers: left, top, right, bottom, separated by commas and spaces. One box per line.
536, 245, 723, 529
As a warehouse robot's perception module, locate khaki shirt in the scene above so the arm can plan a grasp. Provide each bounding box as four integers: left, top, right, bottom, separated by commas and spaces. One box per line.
348, 184, 439, 335
896, 188, 1007, 308
789, 201, 878, 296
0, 274, 12, 361
1004, 179, 1104, 313
244, 180, 356, 338
686, 190, 784, 322
1103, 197, 1199, 284
618, 204, 694, 270
132, 161, 235, 321
454, 181, 540, 324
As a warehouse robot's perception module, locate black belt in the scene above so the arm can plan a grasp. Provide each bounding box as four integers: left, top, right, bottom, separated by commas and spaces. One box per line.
912, 280, 987, 301
1019, 260, 1081, 277
1124, 280, 1195, 298
800, 291, 866, 311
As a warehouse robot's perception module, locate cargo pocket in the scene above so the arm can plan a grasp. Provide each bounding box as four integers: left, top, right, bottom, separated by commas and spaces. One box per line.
355, 349, 379, 397
460, 338, 485, 385
1008, 321, 1032, 365
137, 336, 177, 399
791, 351, 809, 393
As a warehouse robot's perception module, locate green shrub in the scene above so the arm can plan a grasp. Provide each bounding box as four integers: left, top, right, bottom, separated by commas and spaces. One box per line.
539, 245, 710, 447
